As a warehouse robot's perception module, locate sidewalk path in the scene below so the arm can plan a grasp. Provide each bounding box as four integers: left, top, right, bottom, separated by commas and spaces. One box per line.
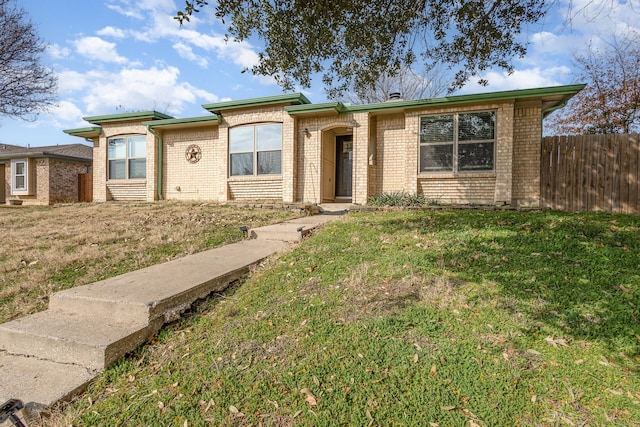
0, 212, 343, 419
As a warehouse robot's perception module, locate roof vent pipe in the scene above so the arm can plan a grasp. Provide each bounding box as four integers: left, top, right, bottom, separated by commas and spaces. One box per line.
388, 92, 402, 101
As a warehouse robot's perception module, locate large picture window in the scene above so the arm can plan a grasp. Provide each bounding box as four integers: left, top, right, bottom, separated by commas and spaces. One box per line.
419, 111, 495, 173
108, 135, 147, 179
230, 123, 282, 176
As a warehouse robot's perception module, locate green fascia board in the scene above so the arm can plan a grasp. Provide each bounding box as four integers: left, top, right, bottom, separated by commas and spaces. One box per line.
63, 126, 102, 137
83, 111, 173, 125
202, 93, 311, 113
285, 102, 346, 115
142, 115, 220, 128
283, 84, 586, 116
345, 84, 587, 113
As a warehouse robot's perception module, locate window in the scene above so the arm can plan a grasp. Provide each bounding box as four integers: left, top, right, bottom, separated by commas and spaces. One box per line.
108, 135, 147, 179
230, 123, 282, 176
11, 159, 27, 192
419, 111, 495, 173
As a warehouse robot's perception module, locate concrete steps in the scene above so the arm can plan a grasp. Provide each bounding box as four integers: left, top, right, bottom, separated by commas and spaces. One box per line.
0, 214, 342, 419
0, 310, 154, 371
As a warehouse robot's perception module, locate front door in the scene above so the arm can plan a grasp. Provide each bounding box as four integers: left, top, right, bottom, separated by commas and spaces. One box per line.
335, 135, 353, 198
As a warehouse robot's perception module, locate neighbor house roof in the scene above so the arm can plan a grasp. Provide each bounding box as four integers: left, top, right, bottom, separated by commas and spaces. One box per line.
0, 143, 93, 162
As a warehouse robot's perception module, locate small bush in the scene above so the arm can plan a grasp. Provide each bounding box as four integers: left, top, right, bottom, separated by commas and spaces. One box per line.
368, 191, 440, 207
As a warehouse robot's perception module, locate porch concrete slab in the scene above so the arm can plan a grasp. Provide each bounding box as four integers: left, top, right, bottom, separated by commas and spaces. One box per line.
50, 239, 289, 325
318, 203, 354, 214
0, 352, 94, 409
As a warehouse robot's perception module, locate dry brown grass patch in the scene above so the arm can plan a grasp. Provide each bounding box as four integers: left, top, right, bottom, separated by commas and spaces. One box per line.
0, 202, 299, 323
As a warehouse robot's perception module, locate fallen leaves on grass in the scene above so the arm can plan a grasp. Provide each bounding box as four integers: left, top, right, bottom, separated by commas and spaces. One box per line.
545, 336, 569, 348
229, 405, 245, 417
300, 388, 318, 406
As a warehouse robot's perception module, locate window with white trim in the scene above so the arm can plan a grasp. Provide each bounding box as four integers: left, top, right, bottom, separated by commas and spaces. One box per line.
108, 135, 147, 179
11, 159, 27, 192
229, 123, 282, 176
419, 111, 495, 173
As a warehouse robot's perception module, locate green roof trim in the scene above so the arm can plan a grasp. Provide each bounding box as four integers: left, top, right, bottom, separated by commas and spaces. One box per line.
63, 126, 102, 138
142, 115, 220, 128
202, 93, 311, 113
286, 84, 586, 115
285, 102, 347, 115
84, 111, 173, 124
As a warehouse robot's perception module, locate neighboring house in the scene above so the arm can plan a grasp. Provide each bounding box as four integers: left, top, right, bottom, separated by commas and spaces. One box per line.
0, 143, 93, 205
63, 84, 584, 207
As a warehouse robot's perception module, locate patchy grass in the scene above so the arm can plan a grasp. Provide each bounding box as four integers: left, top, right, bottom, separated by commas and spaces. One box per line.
0, 202, 300, 323
35, 210, 640, 426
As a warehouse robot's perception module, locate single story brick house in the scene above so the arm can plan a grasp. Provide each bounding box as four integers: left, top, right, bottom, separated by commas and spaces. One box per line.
63, 84, 584, 207
0, 143, 93, 205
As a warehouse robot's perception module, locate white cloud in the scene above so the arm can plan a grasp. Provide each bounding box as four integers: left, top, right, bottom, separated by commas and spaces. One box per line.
173, 42, 208, 68
79, 65, 218, 116
97, 26, 127, 39
459, 66, 572, 94
106, 0, 177, 20
47, 44, 70, 59
50, 101, 86, 128
107, 2, 261, 70
57, 70, 91, 93
74, 37, 128, 64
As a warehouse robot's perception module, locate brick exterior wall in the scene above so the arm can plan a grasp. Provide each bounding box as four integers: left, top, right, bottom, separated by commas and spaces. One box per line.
512, 101, 543, 207
48, 159, 91, 203
1, 163, 7, 203
1, 157, 89, 205
84, 96, 549, 206
162, 127, 218, 200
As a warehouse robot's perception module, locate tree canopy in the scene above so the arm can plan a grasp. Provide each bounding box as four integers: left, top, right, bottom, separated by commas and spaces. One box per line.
341, 64, 449, 104
176, 0, 548, 98
0, 0, 57, 121
546, 30, 640, 135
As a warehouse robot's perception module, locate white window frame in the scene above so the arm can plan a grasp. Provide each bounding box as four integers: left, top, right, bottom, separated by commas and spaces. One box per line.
419, 111, 496, 174
229, 123, 282, 177
107, 135, 147, 180
11, 159, 29, 194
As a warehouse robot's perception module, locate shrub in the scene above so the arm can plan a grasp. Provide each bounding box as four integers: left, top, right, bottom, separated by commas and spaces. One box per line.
367, 191, 440, 207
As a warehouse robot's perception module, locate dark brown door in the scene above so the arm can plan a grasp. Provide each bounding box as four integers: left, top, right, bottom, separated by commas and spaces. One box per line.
335, 135, 353, 198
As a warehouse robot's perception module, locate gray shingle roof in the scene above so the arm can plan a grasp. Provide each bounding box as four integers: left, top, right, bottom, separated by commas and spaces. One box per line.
0, 143, 93, 161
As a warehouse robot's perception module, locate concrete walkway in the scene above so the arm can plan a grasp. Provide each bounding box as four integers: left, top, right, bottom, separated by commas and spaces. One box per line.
0, 212, 343, 419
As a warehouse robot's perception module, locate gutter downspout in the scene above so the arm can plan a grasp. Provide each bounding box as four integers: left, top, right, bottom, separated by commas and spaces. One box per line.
146, 125, 163, 200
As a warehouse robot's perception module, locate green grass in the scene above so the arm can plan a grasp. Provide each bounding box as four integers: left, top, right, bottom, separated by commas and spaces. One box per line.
46, 210, 640, 426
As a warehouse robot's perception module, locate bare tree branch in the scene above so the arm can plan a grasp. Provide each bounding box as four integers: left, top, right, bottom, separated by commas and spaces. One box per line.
0, 0, 57, 122
546, 29, 640, 134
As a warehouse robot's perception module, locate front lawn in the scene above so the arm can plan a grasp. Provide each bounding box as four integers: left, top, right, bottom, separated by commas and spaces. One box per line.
41, 209, 640, 426
0, 202, 299, 323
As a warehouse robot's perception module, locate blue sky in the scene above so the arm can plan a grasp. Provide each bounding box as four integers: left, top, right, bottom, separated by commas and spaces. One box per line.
1, 0, 639, 147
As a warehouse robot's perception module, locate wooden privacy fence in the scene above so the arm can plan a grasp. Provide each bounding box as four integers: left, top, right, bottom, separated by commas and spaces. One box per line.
78, 173, 93, 203
541, 134, 640, 214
